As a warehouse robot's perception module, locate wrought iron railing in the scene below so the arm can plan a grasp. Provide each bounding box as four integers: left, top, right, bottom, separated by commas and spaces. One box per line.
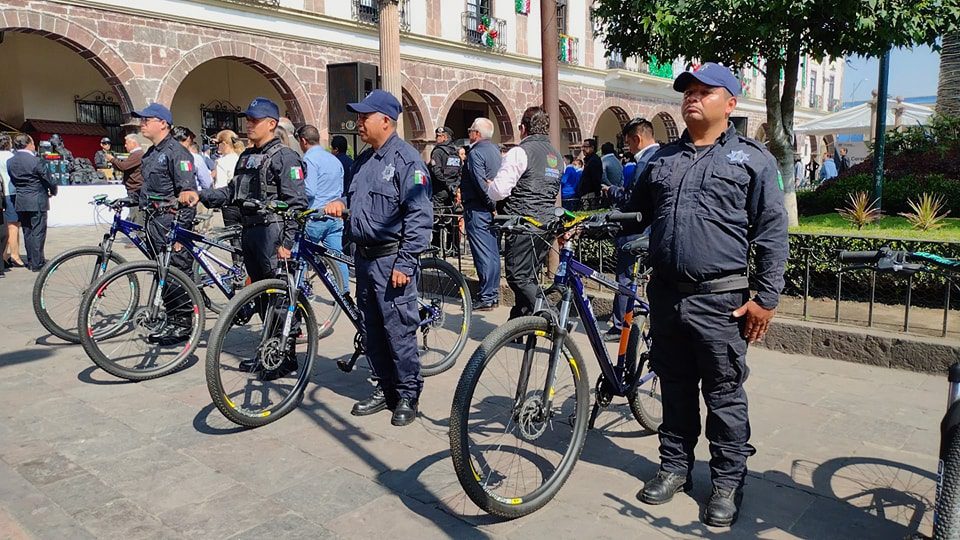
559, 34, 579, 65
462, 11, 506, 53
353, 0, 410, 32
606, 55, 626, 70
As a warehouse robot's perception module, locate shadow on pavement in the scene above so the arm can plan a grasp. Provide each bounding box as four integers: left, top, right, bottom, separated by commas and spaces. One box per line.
191, 401, 252, 435
34, 334, 77, 347
0, 348, 53, 367
76, 364, 135, 386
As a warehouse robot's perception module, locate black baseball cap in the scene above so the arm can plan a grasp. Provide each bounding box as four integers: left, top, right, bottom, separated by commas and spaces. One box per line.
673, 62, 742, 97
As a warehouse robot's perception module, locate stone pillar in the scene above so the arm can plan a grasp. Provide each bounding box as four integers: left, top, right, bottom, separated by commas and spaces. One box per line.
379, 0, 403, 137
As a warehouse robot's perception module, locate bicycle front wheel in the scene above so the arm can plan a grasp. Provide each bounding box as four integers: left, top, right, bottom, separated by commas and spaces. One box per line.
205, 279, 317, 427
936, 427, 960, 539
418, 257, 472, 377
33, 246, 130, 343
78, 261, 205, 381
450, 316, 589, 518
304, 255, 344, 340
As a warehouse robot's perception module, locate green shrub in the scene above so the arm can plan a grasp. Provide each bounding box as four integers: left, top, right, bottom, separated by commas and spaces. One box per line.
798, 173, 960, 217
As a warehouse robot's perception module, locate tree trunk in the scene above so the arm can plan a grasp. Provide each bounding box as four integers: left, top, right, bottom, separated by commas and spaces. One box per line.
938, 32, 960, 117
762, 48, 801, 227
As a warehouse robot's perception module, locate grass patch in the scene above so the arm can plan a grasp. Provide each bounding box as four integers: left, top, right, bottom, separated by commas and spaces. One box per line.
793, 213, 960, 242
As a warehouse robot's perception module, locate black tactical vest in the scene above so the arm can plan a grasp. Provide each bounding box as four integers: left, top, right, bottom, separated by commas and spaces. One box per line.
233, 141, 284, 207
498, 134, 561, 222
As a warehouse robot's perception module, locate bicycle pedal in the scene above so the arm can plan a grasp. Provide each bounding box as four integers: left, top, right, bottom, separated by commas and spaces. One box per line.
336, 360, 353, 373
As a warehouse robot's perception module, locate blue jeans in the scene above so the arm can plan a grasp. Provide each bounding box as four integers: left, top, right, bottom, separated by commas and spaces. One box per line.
464, 208, 501, 303
305, 218, 350, 294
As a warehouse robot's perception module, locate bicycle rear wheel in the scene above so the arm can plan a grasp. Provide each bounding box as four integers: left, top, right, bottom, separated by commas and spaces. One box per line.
303, 255, 344, 340
33, 246, 130, 343
205, 279, 317, 427
626, 317, 661, 432
78, 261, 204, 381
450, 316, 589, 518
936, 427, 960, 539
418, 257, 472, 376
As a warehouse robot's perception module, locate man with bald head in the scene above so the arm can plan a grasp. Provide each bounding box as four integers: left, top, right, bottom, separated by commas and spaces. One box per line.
461, 117, 502, 310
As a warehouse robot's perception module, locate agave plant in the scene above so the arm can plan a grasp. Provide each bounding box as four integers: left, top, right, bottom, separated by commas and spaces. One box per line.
900, 192, 951, 231
836, 191, 882, 230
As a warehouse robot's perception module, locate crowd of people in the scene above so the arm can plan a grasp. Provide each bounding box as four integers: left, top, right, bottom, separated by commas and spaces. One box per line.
1, 62, 792, 528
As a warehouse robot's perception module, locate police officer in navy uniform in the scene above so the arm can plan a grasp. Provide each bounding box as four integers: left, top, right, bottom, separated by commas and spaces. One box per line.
324, 89, 433, 427
623, 63, 788, 527
132, 103, 198, 344
429, 126, 461, 206
180, 98, 307, 375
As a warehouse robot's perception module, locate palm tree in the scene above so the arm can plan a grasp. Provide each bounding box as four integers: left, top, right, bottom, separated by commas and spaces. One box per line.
937, 32, 960, 116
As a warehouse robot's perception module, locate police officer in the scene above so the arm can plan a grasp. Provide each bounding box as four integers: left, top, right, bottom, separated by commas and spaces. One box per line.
484, 106, 562, 319
429, 126, 461, 206
132, 103, 198, 344
324, 89, 433, 427
623, 63, 788, 527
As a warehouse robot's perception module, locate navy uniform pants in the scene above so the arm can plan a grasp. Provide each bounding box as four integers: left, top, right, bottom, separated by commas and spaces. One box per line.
356, 253, 422, 400
241, 222, 280, 283
611, 233, 642, 330
647, 279, 755, 490
504, 232, 550, 319
145, 211, 195, 316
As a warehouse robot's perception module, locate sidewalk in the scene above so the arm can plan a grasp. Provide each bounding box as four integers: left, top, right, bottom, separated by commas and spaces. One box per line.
0, 225, 944, 538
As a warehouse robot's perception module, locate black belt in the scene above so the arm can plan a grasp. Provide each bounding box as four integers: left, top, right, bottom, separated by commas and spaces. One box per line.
661, 273, 750, 294
355, 242, 400, 259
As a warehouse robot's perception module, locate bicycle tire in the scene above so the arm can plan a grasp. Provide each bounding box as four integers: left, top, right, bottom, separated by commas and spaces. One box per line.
419, 257, 472, 377
306, 255, 344, 340
33, 246, 129, 343
205, 278, 317, 427
625, 317, 662, 432
78, 261, 205, 381
936, 427, 960, 539
450, 316, 589, 519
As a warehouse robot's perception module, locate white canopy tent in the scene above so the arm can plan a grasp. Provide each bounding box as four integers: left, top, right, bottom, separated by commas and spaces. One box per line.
795, 99, 935, 137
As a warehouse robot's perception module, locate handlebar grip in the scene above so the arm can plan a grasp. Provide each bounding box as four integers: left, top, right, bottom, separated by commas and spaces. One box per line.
493, 214, 518, 223
839, 250, 881, 263
606, 212, 642, 223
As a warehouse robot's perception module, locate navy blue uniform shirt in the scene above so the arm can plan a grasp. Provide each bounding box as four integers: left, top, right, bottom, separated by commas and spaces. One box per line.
625, 122, 788, 308
343, 132, 433, 276
139, 133, 197, 205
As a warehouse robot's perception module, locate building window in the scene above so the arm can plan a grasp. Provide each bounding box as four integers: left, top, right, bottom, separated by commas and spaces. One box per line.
809, 71, 818, 108
75, 91, 123, 146
200, 100, 245, 141
466, 0, 492, 18
353, 0, 410, 31
556, 0, 568, 35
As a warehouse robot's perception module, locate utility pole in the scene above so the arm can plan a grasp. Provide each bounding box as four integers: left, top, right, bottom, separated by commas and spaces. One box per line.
378, 0, 403, 137
872, 49, 891, 212
540, 0, 560, 149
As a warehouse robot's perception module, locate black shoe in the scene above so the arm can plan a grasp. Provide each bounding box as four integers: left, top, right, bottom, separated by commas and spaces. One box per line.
261, 354, 299, 381
602, 327, 623, 343
701, 487, 743, 527
351, 387, 390, 416
474, 300, 499, 311
638, 470, 693, 505
5, 259, 25, 268
238, 357, 260, 372
146, 317, 191, 345
391, 398, 418, 426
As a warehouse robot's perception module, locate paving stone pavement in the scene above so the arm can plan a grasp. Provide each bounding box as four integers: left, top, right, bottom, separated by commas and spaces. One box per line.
0, 225, 947, 538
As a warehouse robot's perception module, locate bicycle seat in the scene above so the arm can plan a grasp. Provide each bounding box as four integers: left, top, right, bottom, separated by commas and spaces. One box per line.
622, 236, 649, 256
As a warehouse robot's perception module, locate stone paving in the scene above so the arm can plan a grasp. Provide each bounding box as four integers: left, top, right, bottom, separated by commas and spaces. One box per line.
0, 225, 948, 539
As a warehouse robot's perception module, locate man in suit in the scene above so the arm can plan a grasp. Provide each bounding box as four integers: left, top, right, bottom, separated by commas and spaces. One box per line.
7, 133, 57, 271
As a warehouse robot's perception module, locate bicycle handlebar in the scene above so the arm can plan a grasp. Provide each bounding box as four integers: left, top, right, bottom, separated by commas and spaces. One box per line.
838, 247, 960, 274
839, 250, 882, 264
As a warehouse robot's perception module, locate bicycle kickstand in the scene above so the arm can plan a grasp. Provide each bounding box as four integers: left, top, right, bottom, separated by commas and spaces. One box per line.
336, 332, 365, 373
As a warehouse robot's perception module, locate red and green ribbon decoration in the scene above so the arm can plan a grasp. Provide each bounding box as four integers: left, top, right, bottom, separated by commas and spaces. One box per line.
477, 15, 499, 48
515, 0, 530, 14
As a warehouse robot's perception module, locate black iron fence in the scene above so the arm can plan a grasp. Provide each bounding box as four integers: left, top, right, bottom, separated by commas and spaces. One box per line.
462, 11, 507, 53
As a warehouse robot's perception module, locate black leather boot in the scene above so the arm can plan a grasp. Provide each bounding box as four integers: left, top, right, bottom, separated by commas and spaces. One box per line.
701, 487, 743, 527
351, 387, 390, 416
638, 470, 693, 505
390, 398, 418, 426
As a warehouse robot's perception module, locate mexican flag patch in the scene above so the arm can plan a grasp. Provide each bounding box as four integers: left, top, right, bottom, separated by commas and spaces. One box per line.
290, 166, 304, 181
179, 160, 193, 172
413, 170, 427, 185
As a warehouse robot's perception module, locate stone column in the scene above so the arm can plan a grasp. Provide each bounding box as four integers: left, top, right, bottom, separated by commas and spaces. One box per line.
379, 0, 403, 137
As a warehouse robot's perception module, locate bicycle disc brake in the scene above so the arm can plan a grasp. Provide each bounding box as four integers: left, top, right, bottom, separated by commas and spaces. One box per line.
517, 396, 549, 441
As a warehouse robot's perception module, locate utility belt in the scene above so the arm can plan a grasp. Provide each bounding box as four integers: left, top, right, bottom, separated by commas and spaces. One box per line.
658, 272, 750, 294
354, 241, 400, 260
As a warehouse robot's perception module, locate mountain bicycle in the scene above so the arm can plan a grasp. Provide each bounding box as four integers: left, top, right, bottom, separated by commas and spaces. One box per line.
76, 198, 246, 381
32, 194, 243, 343
839, 248, 960, 540
449, 208, 661, 518
205, 201, 472, 427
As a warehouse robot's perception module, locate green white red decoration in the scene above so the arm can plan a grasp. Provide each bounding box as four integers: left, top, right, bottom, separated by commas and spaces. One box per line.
559, 34, 575, 63
515, 0, 530, 14
477, 15, 499, 48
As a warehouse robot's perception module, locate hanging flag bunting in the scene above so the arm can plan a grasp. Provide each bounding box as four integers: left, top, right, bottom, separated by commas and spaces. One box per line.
515, 0, 531, 14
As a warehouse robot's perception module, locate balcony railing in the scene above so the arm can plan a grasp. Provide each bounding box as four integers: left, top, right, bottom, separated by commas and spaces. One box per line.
606, 56, 626, 70
353, 0, 410, 32
559, 34, 579, 65
462, 11, 506, 53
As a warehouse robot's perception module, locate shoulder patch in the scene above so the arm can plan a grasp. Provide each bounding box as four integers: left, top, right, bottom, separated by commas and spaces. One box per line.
413, 170, 427, 185
178, 160, 193, 172
289, 166, 304, 181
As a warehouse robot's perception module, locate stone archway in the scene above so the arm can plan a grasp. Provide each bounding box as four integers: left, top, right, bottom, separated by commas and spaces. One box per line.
756, 123, 770, 143
401, 85, 431, 142
437, 78, 516, 143
558, 100, 583, 153
652, 111, 680, 143
592, 105, 631, 147
156, 41, 314, 126
0, 9, 143, 114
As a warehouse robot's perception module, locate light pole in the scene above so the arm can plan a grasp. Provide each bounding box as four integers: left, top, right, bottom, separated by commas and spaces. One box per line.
540, 0, 561, 150
873, 49, 891, 212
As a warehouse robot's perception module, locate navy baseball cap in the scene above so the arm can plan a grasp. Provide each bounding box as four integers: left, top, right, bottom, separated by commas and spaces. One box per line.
347, 89, 402, 121
673, 62, 742, 97
100, 137, 112, 144
242, 97, 280, 120
131, 103, 173, 125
